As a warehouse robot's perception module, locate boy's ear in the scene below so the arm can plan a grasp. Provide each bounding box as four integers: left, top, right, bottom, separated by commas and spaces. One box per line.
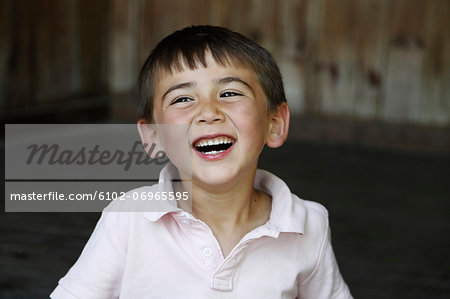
137, 119, 165, 158
266, 103, 290, 148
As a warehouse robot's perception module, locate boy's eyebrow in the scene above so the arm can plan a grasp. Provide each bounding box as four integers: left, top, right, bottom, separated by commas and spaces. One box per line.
162, 81, 196, 99
161, 77, 253, 100
215, 77, 253, 91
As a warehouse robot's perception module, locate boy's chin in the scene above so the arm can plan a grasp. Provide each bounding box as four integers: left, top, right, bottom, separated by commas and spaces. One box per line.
191, 169, 241, 191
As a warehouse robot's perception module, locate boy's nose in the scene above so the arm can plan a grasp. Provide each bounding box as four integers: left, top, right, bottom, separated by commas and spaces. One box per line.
195, 99, 225, 124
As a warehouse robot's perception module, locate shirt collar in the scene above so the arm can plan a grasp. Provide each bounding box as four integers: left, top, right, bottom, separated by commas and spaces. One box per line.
254, 169, 306, 234
144, 165, 307, 234
143, 163, 182, 222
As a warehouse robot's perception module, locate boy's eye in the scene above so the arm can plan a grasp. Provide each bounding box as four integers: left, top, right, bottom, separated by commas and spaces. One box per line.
220, 91, 241, 98
171, 97, 193, 105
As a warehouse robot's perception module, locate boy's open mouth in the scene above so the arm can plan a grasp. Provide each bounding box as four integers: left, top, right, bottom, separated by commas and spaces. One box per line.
193, 136, 235, 155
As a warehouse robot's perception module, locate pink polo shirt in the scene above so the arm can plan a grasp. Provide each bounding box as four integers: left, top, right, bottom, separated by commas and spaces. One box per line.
51, 164, 352, 298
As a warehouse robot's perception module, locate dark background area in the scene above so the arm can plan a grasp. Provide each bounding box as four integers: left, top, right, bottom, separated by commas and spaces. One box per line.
260, 141, 450, 298
1, 0, 449, 298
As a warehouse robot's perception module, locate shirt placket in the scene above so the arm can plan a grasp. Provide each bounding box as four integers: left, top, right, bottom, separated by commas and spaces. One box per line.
177, 213, 281, 291
189, 219, 224, 274
211, 225, 280, 291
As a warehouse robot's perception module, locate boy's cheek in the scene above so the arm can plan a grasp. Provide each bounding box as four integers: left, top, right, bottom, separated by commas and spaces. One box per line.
155, 108, 193, 124
155, 124, 192, 173
157, 124, 190, 147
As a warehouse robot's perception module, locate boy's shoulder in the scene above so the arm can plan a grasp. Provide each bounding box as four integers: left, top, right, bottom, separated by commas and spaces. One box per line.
292, 194, 329, 242
302, 198, 329, 218
256, 169, 330, 234
290, 193, 330, 231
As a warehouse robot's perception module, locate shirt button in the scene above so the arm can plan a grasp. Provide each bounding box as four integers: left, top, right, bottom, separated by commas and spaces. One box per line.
202, 247, 213, 257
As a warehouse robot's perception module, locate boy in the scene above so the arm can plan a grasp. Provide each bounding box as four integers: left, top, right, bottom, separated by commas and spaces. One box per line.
51, 25, 352, 298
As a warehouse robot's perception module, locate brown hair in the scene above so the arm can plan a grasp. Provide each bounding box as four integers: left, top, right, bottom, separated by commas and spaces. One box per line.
138, 25, 286, 121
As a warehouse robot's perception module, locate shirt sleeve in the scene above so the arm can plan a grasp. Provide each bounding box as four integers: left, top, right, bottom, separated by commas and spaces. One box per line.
298, 226, 353, 299
50, 211, 128, 299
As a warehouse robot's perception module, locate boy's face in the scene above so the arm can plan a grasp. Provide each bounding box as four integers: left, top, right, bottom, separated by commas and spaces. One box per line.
151, 53, 277, 189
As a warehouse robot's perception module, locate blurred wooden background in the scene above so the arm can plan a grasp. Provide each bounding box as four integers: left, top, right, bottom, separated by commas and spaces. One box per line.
1, 0, 449, 152
1, 1, 450, 298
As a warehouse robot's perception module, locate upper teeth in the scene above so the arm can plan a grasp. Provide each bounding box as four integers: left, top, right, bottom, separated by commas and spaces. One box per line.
195, 136, 233, 147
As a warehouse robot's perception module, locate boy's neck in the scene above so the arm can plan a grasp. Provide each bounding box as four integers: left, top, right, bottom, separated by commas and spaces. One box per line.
181, 168, 272, 239
193, 185, 264, 229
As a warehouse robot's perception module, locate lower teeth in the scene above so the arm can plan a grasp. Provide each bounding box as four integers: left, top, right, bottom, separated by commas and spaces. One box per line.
204, 150, 225, 155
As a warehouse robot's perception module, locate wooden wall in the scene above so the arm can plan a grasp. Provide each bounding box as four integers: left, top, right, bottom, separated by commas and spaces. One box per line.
1, 0, 449, 129
0, 0, 109, 122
